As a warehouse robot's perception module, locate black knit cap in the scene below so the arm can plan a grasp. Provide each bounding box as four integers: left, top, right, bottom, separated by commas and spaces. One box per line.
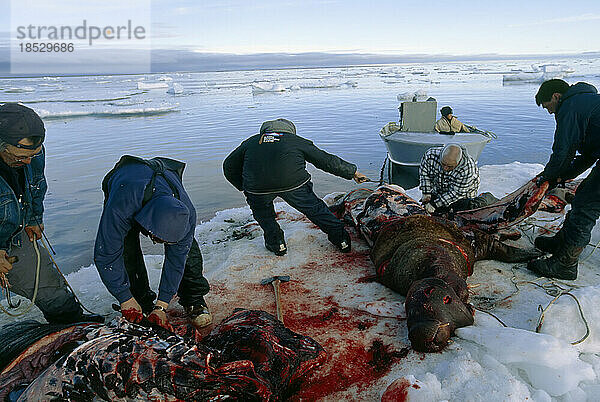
440, 106, 453, 117
0, 103, 45, 149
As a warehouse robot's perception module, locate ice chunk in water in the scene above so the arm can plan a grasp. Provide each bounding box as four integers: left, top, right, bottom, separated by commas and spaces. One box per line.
396, 89, 428, 101
251, 82, 287, 93
167, 83, 184, 94
138, 82, 169, 90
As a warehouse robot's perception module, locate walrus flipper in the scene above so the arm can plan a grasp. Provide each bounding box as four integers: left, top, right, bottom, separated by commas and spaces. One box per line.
489, 240, 544, 262
471, 230, 543, 263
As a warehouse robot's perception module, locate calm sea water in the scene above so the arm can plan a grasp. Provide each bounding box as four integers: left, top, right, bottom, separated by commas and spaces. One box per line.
2, 57, 599, 271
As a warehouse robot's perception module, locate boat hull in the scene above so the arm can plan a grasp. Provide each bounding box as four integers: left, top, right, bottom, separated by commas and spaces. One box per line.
382, 131, 491, 167
381, 131, 492, 189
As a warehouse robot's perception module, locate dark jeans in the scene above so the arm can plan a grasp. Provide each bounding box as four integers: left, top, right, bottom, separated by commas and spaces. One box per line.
244, 181, 347, 249
561, 162, 600, 248
5, 237, 82, 323
123, 227, 210, 310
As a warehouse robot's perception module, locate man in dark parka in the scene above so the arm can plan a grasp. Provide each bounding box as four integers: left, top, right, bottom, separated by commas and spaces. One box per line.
528, 79, 600, 280
223, 119, 367, 256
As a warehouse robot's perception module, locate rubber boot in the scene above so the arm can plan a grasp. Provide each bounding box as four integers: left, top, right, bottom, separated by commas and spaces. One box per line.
266, 240, 287, 256
185, 304, 213, 329
265, 228, 287, 256
527, 242, 583, 280
534, 230, 563, 254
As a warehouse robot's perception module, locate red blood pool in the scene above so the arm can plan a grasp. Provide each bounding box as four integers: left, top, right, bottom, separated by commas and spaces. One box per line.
381, 378, 411, 402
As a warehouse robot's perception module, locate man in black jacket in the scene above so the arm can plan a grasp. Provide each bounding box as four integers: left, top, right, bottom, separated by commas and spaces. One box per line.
528, 80, 600, 280
223, 119, 368, 256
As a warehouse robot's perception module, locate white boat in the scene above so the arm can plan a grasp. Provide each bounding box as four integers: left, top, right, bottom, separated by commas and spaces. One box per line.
378, 100, 495, 188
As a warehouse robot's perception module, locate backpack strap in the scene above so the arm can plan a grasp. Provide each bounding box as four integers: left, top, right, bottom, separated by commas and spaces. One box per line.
102, 155, 186, 206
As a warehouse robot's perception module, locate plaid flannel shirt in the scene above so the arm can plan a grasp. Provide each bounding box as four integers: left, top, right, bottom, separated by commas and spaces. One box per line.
419, 146, 480, 208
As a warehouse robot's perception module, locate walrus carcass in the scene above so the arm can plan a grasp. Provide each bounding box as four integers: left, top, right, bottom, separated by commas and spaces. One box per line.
0, 309, 326, 401
333, 181, 547, 352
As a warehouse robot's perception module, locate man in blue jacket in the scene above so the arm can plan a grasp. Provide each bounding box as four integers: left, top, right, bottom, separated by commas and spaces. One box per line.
223, 118, 368, 256
528, 80, 600, 280
95, 156, 211, 330
0, 103, 102, 324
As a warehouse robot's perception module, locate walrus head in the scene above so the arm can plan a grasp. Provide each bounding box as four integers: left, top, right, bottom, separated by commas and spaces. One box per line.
405, 278, 474, 352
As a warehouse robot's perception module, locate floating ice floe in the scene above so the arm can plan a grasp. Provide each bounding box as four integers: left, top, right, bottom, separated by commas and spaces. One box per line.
137, 82, 170, 90
37, 105, 179, 119
251, 82, 288, 93
397, 89, 428, 101
250, 82, 283, 93
3, 86, 35, 93
502, 64, 575, 84
23, 93, 139, 104
106, 99, 150, 107
157, 75, 173, 81
296, 79, 357, 89
167, 83, 184, 95
251, 80, 358, 94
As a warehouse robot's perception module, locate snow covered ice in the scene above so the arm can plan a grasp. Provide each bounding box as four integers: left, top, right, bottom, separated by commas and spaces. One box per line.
3, 162, 600, 400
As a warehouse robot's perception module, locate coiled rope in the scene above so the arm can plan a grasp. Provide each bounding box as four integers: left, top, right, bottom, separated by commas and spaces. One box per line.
471, 268, 590, 345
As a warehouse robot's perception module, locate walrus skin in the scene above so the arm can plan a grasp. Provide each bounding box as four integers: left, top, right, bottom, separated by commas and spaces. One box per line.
334, 184, 542, 352
0, 310, 326, 401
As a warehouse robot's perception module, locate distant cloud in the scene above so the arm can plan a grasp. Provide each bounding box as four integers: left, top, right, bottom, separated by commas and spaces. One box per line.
509, 13, 600, 27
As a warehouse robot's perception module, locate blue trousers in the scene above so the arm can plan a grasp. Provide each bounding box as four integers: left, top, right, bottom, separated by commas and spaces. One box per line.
245, 181, 347, 248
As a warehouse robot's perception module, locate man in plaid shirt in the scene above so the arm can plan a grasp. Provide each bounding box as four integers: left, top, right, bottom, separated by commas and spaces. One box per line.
419, 144, 493, 214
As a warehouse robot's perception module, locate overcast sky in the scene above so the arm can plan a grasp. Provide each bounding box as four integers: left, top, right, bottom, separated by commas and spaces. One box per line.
1, 0, 598, 56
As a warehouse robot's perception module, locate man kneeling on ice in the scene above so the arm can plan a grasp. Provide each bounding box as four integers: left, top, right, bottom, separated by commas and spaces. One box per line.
94, 155, 211, 330
223, 118, 368, 256
0, 103, 103, 324
419, 143, 496, 215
